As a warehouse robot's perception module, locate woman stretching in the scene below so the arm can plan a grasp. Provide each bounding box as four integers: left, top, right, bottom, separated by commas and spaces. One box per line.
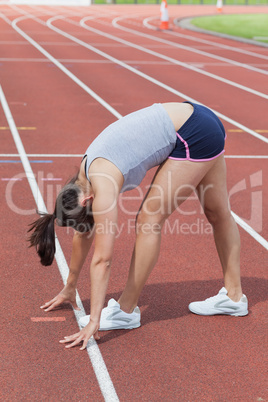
29, 101, 248, 350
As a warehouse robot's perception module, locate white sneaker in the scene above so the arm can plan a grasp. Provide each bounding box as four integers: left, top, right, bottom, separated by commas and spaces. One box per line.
79, 299, 141, 330
188, 287, 248, 316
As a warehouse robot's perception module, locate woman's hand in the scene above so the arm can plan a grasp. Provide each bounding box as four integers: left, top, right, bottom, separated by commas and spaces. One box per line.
40, 284, 80, 312
59, 320, 100, 350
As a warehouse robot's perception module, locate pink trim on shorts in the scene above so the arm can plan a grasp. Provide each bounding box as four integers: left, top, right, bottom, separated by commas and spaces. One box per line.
168, 149, 225, 162
176, 132, 190, 159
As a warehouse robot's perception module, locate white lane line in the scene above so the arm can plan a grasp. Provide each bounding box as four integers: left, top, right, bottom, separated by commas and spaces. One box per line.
0, 11, 13, 25
0, 154, 84, 157
0, 58, 213, 65
7, 57, 267, 68
225, 155, 268, 159
1, 154, 268, 159
6, 13, 268, 252
231, 211, 268, 250
46, 15, 268, 144
0, 58, 134, 63
115, 16, 268, 76
114, 15, 268, 75
77, 16, 268, 100
0, 85, 119, 402
11, 15, 122, 120
2, 10, 268, 145
143, 16, 268, 61
10, 6, 268, 63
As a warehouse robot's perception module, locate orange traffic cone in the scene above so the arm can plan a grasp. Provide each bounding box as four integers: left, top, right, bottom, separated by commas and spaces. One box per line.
160, 0, 169, 30
216, 0, 223, 13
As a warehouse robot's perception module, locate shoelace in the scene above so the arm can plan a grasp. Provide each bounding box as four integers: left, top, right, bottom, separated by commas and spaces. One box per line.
205, 294, 226, 302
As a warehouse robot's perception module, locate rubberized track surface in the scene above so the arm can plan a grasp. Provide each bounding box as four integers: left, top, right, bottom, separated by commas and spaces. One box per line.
0, 3, 267, 401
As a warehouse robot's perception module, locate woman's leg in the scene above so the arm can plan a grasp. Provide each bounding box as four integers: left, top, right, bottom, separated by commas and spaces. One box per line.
196, 155, 242, 301
118, 157, 216, 313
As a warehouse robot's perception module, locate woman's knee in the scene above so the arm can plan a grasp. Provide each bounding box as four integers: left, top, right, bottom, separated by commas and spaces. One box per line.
203, 205, 232, 226
135, 209, 166, 234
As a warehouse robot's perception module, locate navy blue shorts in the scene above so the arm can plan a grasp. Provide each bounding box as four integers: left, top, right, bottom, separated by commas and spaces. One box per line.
168, 102, 226, 162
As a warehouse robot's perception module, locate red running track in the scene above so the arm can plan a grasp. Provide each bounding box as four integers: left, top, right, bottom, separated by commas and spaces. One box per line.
0, 4, 267, 401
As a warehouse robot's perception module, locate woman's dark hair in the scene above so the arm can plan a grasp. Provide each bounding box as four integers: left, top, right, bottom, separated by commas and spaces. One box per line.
28, 172, 94, 266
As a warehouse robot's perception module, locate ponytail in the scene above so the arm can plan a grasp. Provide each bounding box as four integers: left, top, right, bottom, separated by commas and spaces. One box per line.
28, 212, 56, 266
28, 170, 94, 267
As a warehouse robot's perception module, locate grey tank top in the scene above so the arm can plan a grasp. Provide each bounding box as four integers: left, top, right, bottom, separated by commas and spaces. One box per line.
84, 103, 177, 192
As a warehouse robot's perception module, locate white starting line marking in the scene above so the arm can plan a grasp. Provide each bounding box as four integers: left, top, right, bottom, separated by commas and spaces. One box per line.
1, 177, 22, 181
41, 178, 62, 181
0, 154, 267, 159
0, 85, 119, 402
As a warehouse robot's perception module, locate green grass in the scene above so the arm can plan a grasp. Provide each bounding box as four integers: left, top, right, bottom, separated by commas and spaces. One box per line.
191, 14, 268, 43
93, 0, 267, 4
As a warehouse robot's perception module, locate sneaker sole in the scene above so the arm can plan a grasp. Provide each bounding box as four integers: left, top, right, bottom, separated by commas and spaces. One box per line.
189, 307, 248, 317
99, 322, 141, 331
79, 321, 141, 330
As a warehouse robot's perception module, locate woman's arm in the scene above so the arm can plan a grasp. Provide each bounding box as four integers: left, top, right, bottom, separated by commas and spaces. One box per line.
67, 230, 95, 288
60, 195, 118, 349
60, 159, 122, 349
88, 194, 118, 327
41, 229, 95, 312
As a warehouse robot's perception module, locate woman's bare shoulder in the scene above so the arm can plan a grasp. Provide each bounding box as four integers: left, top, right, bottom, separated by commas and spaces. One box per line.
89, 158, 124, 194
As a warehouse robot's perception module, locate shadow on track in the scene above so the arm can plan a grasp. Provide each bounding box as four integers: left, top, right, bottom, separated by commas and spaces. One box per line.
81, 276, 267, 344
